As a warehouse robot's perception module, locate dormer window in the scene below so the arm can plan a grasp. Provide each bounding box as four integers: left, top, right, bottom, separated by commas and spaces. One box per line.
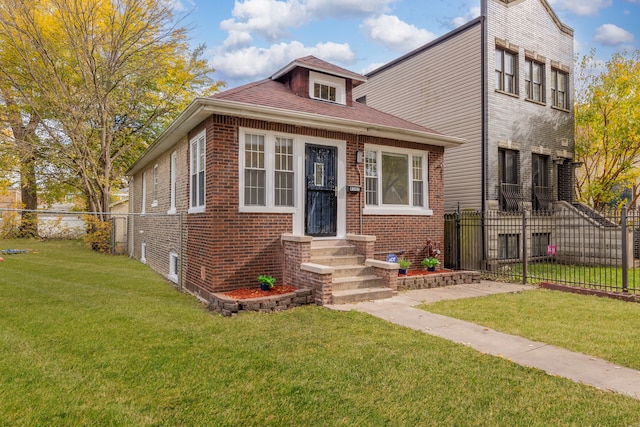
314, 83, 336, 102
309, 71, 346, 105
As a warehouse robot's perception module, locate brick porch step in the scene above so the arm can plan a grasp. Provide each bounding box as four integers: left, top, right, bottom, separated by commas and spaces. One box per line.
332, 275, 383, 291
331, 287, 393, 304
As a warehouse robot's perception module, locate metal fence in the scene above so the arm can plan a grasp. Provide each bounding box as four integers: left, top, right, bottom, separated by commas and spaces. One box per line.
0, 208, 129, 254
445, 203, 640, 294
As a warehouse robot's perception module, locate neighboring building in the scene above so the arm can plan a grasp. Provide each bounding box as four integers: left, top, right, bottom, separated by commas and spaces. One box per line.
353, 0, 575, 213
127, 56, 464, 304
0, 189, 21, 210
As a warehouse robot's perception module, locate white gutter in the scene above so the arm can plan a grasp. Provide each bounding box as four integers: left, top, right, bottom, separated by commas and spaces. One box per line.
127, 97, 466, 175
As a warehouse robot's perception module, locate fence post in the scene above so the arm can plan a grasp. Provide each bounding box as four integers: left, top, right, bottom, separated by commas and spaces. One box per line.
456, 203, 461, 270
622, 206, 628, 293
522, 208, 527, 285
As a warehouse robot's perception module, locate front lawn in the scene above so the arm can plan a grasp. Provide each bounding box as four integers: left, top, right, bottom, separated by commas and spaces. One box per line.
2, 239, 640, 426
421, 288, 640, 371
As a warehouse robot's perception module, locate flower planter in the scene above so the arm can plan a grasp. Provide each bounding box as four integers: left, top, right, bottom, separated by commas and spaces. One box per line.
260, 283, 271, 291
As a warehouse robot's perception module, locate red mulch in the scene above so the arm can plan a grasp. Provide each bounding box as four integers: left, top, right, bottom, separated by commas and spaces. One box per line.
399, 269, 450, 277
223, 285, 297, 300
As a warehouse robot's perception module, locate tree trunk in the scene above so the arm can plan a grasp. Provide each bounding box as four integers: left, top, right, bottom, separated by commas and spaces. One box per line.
19, 155, 38, 237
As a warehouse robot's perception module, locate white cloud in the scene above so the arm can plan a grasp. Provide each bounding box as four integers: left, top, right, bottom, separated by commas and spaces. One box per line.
547, 0, 612, 16
221, 0, 308, 43
451, 6, 481, 28
220, 0, 398, 45
211, 40, 355, 82
594, 24, 635, 46
361, 14, 436, 52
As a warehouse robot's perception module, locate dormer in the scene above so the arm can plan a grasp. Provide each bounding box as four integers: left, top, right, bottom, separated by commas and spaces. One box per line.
271, 55, 366, 107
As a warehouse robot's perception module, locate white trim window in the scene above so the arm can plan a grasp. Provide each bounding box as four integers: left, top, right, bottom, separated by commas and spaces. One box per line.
141, 171, 147, 214
189, 131, 206, 213
364, 145, 431, 216
309, 71, 346, 105
168, 151, 177, 214
274, 137, 294, 207
151, 164, 158, 207
240, 129, 297, 213
168, 251, 178, 283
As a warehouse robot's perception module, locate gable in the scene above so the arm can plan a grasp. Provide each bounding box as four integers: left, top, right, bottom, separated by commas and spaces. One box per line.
492, 0, 573, 36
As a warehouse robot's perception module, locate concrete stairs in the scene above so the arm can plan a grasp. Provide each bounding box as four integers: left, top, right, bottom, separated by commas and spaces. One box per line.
311, 240, 393, 304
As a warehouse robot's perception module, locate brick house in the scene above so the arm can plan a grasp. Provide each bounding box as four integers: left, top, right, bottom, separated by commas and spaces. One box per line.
353, 0, 575, 213
126, 56, 464, 304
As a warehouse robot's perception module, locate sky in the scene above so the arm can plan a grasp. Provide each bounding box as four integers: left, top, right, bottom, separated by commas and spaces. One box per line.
167, 0, 640, 89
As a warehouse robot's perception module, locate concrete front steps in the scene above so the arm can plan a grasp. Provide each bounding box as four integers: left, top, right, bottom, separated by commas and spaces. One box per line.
311, 239, 393, 304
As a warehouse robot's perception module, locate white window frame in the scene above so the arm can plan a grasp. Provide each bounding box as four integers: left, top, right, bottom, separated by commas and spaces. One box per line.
363, 144, 432, 216
141, 171, 147, 214
239, 129, 298, 214
168, 251, 178, 283
151, 164, 158, 207
189, 130, 206, 213
168, 151, 177, 214
309, 71, 346, 105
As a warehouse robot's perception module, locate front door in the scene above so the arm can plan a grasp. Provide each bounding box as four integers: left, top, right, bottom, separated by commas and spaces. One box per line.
305, 144, 337, 237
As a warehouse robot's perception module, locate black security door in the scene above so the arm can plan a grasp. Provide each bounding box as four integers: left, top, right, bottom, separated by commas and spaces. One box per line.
305, 144, 337, 237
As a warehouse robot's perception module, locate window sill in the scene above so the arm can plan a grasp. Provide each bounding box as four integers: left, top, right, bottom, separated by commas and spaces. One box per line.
363, 207, 433, 216
495, 89, 519, 99
167, 208, 177, 215
188, 206, 205, 214
525, 98, 546, 107
551, 105, 571, 113
239, 206, 296, 214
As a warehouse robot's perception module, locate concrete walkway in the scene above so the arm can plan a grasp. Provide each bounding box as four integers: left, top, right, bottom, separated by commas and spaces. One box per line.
326, 281, 640, 400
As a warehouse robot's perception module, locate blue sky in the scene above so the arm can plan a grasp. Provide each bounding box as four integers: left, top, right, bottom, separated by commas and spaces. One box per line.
167, 0, 640, 89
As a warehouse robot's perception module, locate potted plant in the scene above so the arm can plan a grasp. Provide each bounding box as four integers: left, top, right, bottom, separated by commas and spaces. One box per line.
257, 274, 276, 291
421, 257, 440, 272
398, 258, 412, 275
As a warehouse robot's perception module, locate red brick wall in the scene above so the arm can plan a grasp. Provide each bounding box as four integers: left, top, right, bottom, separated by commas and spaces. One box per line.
345, 135, 445, 267
185, 116, 295, 294
130, 113, 447, 296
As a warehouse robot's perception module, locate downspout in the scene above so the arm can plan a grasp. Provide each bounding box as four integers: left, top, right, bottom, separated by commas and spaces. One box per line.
357, 134, 364, 235
128, 176, 134, 258
480, 4, 488, 262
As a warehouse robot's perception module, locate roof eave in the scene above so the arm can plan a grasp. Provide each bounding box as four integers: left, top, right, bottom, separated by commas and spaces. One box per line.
127, 98, 465, 175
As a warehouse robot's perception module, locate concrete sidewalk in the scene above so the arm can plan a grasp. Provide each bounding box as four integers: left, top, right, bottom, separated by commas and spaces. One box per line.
326, 281, 640, 400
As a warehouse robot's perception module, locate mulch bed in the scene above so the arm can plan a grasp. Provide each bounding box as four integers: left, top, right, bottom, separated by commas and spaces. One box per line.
399, 269, 451, 277
223, 285, 297, 300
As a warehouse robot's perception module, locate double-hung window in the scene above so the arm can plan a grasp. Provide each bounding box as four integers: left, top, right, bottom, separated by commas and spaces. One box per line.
525, 59, 544, 103
495, 48, 517, 94
189, 131, 205, 212
274, 137, 294, 207
364, 145, 430, 215
240, 130, 296, 212
151, 164, 158, 207
551, 69, 569, 109
169, 151, 176, 214
244, 133, 266, 206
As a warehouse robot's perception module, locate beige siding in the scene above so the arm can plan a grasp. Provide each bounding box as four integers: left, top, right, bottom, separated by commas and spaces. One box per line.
354, 23, 483, 210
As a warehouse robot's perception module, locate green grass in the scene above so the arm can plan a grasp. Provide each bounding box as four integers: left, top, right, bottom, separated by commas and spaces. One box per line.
2, 239, 640, 426
485, 262, 640, 293
421, 288, 640, 371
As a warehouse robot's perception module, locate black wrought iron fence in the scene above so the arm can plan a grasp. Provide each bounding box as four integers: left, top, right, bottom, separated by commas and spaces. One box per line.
445, 203, 640, 294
